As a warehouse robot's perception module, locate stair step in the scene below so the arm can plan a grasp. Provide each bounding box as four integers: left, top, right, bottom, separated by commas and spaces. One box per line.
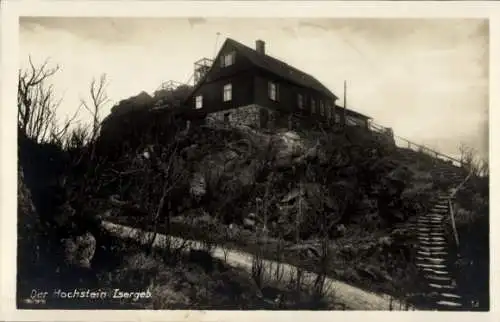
416, 257, 446, 263
430, 211, 448, 215
419, 234, 445, 239
429, 283, 455, 290
422, 268, 449, 275
419, 246, 446, 251
419, 241, 446, 246
436, 300, 462, 307
417, 250, 448, 256
417, 263, 446, 269
425, 275, 452, 281
419, 236, 445, 240
441, 293, 461, 299
418, 228, 442, 232
417, 250, 448, 257
417, 251, 448, 256
426, 215, 445, 219
417, 222, 442, 226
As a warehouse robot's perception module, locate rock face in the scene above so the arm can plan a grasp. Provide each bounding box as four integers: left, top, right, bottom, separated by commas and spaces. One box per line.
18, 160, 100, 293
17, 166, 44, 270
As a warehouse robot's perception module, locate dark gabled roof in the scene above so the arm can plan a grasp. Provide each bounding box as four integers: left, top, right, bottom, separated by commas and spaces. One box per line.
226, 38, 338, 100
336, 105, 372, 120
184, 38, 339, 105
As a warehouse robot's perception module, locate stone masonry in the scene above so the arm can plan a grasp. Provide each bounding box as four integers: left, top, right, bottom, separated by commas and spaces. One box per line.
205, 104, 277, 129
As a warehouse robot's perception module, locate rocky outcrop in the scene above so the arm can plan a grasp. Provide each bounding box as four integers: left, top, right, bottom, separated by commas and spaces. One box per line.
17, 166, 45, 270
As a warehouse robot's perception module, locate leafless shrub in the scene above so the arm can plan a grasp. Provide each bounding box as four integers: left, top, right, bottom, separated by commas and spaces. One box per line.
220, 224, 236, 263
81, 74, 109, 145
251, 246, 265, 289
274, 232, 285, 282
143, 141, 187, 254
64, 124, 91, 150
312, 237, 329, 300
67, 73, 111, 204
459, 142, 488, 177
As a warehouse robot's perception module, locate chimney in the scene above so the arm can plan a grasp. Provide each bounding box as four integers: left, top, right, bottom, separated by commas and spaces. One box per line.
256, 39, 265, 54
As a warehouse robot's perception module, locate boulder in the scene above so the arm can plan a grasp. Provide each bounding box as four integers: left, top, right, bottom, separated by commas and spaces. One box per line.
181, 144, 200, 161
336, 224, 347, 236
62, 232, 97, 269
378, 236, 393, 247
189, 172, 207, 199
243, 218, 256, 230
280, 188, 302, 203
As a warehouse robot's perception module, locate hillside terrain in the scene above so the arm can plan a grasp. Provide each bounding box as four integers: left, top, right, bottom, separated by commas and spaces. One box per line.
17, 100, 488, 310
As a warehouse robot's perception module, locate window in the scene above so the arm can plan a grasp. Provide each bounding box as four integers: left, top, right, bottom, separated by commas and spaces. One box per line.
326, 105, 332, 119
268, 81, 278, 101
195, 95, 203, 109
319, 100, 325, 116
297, 94, 304, 109
220, 51, 235, 68
311, 98, 316, 114
223, 83, 232, 102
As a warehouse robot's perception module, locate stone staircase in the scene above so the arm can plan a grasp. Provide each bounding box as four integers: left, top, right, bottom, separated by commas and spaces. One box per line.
410, 163, 470, 311
413, 192, 463, 310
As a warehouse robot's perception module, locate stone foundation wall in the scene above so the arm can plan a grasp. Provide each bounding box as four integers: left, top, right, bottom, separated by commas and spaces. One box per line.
205, 104, 276, 129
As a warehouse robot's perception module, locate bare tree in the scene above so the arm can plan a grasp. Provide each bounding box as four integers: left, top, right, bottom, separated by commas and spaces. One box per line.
459, 143, 475, 170
65, 74, 112, 213
144, 141, 186, 253
64, 123, 91, 151
478, 158, 489, 177
459, 142, 488, 177
81, 74, 109, 145
18, 56, 80, 144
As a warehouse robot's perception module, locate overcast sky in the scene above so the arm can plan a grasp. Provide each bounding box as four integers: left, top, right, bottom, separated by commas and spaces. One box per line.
19, 17, 488, 159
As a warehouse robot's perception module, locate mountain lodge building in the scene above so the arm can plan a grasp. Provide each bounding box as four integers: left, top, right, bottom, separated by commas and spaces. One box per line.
185, 37, 371, 130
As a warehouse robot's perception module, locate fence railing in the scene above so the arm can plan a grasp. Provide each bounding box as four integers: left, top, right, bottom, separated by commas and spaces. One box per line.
447, 168, 474, 248
368, 119, 477, 249
367, 120, 463, 167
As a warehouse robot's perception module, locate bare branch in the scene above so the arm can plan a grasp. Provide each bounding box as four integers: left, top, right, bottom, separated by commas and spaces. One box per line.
81, 73, 110, 145
18, 56, 66, 144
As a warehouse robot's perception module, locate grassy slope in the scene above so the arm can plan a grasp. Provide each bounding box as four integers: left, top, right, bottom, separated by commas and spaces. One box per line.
103, 123, 442, 306
18, 225, 335, 310
450, 177, 489, 310
19, 106, 487, 310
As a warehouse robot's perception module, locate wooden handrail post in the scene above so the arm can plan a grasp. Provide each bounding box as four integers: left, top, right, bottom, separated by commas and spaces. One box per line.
447, 168, 474, 251
448, 198, 460, 248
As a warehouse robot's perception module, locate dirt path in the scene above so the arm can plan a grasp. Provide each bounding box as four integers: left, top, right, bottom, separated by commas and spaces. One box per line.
102, 221, 414, 310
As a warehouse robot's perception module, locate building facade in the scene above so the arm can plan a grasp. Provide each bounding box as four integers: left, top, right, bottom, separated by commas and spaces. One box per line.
184, 38, 371, 130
